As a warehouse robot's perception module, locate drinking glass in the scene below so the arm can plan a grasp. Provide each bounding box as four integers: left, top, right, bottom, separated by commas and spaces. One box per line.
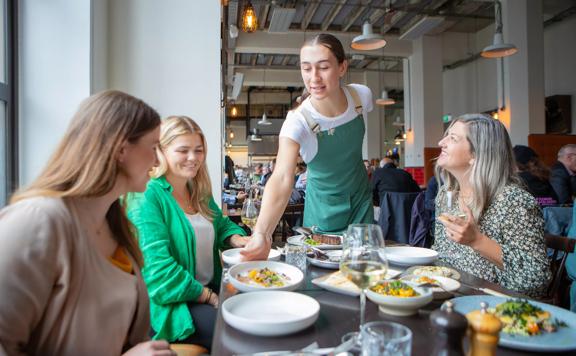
241, 189, 259, 231
285, 243, 307, 274
339, 224, 388, 345
361, 321, 412, 356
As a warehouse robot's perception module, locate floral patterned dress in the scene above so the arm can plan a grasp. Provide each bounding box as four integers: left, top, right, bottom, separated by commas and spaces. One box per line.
433, 184, 551, 298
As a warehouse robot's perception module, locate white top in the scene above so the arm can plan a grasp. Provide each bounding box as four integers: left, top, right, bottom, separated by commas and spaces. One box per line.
279, 84, 373, 163
186, 213, 215, 286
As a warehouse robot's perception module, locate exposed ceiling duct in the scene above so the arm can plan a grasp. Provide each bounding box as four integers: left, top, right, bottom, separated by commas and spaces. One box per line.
268, 7, 296, 33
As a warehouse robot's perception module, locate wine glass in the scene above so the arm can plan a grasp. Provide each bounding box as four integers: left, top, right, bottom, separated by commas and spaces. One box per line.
241, 188, 259, 232
340, 224, 388, 346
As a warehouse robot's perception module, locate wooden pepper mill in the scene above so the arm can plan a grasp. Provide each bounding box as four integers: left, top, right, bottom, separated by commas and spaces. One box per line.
466, 301, 502, 356
430, 300, 469, 356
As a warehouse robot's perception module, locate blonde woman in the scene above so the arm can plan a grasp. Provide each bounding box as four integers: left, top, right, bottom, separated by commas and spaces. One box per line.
434, 114, 551, 297
0, 91, 175, 355
127, 116, 247, 349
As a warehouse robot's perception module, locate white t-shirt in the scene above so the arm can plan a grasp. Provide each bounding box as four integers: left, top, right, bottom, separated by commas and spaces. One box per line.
279, 84, 373, 163
185, 213, 215, 286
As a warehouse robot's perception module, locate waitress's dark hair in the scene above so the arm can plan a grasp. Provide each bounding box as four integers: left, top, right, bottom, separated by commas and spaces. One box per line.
297, 34, 347, 106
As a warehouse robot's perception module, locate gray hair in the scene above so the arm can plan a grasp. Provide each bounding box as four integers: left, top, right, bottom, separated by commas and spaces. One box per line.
558, 144, 576, 158
435, 114, 520, 222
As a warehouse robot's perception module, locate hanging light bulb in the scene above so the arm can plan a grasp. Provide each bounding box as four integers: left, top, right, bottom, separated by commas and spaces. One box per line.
258, 111, 272, 125
229, 129, 235, 139
376, 90, 395, 106
230, 106, 238, 117
241, 1, 258, 33
481, 0, 517, 58
351, 21, 386, 51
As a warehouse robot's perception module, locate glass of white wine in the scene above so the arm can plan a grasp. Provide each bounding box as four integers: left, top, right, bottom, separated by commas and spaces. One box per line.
241, 188, 259, 231
340, 224, 388, 347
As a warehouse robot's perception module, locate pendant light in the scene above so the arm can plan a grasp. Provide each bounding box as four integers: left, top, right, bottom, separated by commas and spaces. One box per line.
392, 116, 405, 127
258, 69, 272, 125
250, 128, 262, 141
230, 105, 238, 117
481, 0, 517, 58
351, 21, 386, 51
376, 58, 395, 106
241, 1, 258, 33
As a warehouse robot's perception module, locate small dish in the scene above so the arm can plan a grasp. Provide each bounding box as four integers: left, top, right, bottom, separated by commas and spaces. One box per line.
385, 246, 438, 266
405, 265, 461, 280
400, 275, 461, 299
222, 291, 320, 336
221, 248, 281, 266
228, 261, 304, 292
311, 268, 404, 297
366, 280, 433, 316
307, 250, 343, 269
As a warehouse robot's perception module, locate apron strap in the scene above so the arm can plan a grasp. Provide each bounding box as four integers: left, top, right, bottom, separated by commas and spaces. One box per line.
298, 85, 364, 134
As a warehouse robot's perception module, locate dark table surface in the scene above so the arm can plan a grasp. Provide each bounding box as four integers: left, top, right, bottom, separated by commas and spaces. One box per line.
211, 247, 575, 356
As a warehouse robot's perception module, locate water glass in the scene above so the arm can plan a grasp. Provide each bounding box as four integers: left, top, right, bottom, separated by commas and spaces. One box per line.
285, 244, 307, 274
361, 321, 412, 356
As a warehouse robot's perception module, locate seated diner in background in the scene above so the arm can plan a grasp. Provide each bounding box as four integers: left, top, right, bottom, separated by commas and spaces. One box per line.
513, 145, 558, 206
0, 91, 175, 355
434, 114, 551, 298
127, 116, 247, 350
550, 144, 576, 205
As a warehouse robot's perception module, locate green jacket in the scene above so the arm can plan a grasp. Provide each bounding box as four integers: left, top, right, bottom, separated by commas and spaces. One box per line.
126, 176, 245, 342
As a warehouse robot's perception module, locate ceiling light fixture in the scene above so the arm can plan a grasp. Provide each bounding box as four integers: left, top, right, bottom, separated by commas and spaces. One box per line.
229, 129, 235, 139
241, 1, 258, 33
258, 69, 272, 125
376, 90, 395, 106
250, 128, 262, 141
351, 21, 386, 51
481, 0, 517, 58
230, 105, 238, 117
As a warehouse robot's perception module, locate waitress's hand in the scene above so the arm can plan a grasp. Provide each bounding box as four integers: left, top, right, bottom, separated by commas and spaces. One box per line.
122, 340, 175, 356
438, 204, 484, 248
239, 232, 271, 261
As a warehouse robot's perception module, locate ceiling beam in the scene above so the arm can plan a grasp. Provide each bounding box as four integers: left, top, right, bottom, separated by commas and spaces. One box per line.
281, 55, 291, 66
258, 2, 270, 30
342, 2, 369, 32
266, 55, 274, 66
321, 0, 346, 31
301, 0, 321, 30
250, 54, 258, 66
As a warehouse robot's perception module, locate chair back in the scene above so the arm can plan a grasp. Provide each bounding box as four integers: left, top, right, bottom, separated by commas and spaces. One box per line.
544, 233, 576, 306
378, 191, 419, 244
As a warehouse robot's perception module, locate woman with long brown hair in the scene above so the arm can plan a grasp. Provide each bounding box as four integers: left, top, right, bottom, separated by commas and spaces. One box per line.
126, 116, 247, 350
0, 91, 174, 355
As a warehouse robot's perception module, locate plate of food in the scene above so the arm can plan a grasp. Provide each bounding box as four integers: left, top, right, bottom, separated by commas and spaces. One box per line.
385, 246, 438, 266
311, 268, 403, 297
221, 248, 281, 266
287, 234, 342, 250
400, 275, 461, 299
228, 261, 304, 292
451, 295, 576, 352
404, 265, 461, 280
307, 250, 342, 269
365, 280, 433, 316
222, 291, 320, 336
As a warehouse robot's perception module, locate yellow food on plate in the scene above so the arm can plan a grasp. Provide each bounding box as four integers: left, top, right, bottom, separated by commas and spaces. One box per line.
237, 267, 290, 288
488, 299, 566, 336
414, 276, 439, 285
371, 281, 420, 297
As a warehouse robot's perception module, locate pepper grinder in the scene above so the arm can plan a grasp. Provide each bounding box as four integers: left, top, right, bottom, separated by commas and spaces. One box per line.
466, 301, 502, 356
430, 300, 468, 356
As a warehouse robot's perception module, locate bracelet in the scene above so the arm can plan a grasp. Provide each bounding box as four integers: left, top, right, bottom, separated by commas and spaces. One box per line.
205, 288, 213, 304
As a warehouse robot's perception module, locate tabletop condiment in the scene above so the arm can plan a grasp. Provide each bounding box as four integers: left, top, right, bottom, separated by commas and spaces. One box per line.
466, 301, 502, 356
430, 300, 468, 356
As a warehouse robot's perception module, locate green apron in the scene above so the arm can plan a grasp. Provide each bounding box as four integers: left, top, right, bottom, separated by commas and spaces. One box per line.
303, 113, 373, 232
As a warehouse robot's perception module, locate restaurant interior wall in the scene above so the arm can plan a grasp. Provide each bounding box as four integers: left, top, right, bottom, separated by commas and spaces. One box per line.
544, 15, 576, 131
107, 0, 222, 202
19, 0, 92, 185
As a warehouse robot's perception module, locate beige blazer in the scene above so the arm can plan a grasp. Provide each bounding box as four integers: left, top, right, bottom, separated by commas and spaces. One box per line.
0, 197, 150, 356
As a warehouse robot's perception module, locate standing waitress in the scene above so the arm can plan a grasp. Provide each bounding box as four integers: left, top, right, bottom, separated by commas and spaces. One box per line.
242, 34, 374, 260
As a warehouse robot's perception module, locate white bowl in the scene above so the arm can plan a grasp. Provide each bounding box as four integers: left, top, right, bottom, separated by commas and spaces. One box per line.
366, 280, 433, 316
228, 261, 304, 292
222, 248, 281, 266
222, 291, 320, 336
385, 246, 438, 266
400, 275, 461, 299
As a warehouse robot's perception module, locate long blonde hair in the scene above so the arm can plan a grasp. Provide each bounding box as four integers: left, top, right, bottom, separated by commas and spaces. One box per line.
151, 116, 214, 221
435, 114, 520, 222
11, 90, 161, 266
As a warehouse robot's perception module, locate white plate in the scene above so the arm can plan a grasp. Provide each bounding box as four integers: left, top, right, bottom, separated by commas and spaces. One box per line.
228, 261, 304, 292
405, 265, 461, 280
221, 248, 281, 266
311, 268, 403, 297
366, 280, 434, 316
400, 275, 461, 299
222, 291, 320, 336
385, 246, 438, 266
287, 234, 342, 250
307, 250, 342, 269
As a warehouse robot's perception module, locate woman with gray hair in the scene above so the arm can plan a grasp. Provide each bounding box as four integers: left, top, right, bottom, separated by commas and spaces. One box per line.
434, 114, 551, 297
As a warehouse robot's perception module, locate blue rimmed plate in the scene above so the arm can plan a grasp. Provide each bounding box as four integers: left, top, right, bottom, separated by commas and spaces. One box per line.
451, 295, 576, 352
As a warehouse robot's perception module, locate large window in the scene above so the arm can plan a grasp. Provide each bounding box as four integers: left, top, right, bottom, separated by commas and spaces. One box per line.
0, 0, 16, 207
